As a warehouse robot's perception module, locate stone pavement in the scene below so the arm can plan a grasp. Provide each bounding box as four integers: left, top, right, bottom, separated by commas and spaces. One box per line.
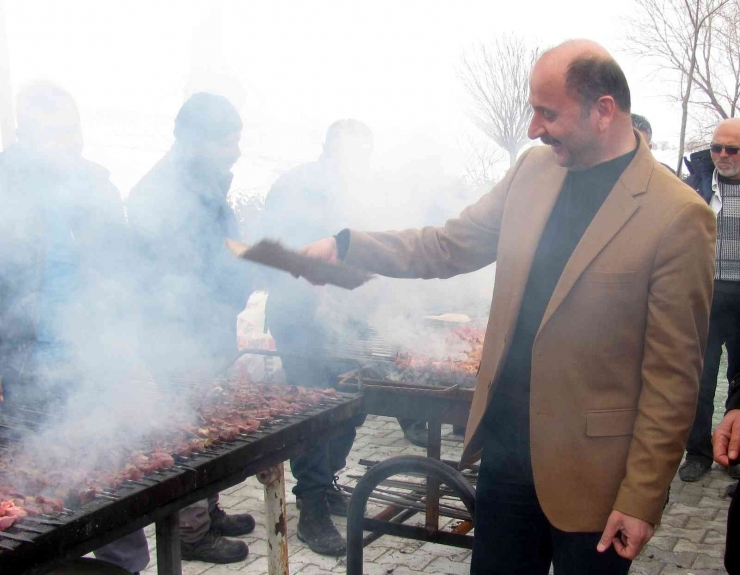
140, 376, 735, 574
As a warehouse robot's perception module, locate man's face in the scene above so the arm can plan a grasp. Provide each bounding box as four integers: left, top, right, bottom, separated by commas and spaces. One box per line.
711, 124, 740, 179
198, 130, 242, 176
327, 133, 373, 176
527, 62, 602, 170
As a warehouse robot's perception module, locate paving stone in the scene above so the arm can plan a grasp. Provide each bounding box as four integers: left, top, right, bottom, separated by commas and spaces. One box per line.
673, 539, 723, 559
692, 552, 728, 570
627, 558, 665, 575
648, 535, 678, 551
660, 567, 723, 575
641, 544, 697, 567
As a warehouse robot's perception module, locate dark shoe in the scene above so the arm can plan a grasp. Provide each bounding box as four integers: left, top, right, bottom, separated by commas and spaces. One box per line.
727, 482, 738, 497
401, 420, 428, 448
730, 464, 740, 480
451, 425, 466, 436
679, 459, 712, 482
326, 476, 350, 517
181, 532, 249, 564
297, 493, 346, 556
209, 504, 255, 537
299, 477, 351, 517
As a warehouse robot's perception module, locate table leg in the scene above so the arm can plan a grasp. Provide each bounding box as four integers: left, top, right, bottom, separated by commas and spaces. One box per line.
425, 419, 442, 533
156, 513, 181, 575
258, 463, 289, 575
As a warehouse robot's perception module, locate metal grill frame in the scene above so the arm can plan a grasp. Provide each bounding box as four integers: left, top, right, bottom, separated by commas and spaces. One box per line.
0, 393, 362, 575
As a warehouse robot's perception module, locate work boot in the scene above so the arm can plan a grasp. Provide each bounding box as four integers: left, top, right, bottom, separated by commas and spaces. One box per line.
400, 420, 428, 448
297, 478, 350, 517
326, 476, 350, 517
678, 459, 712, 482
181, 531, 248, 564
209, 504, 256, 537
730, 463, 740, 480
297, 493, 347, 556
727, 481, 738, 497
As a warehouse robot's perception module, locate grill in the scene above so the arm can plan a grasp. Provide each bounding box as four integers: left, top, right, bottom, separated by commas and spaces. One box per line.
0, 379, 362, 575
238, 324, 480, 575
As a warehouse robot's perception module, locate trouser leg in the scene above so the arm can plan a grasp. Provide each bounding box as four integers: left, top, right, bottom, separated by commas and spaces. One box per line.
93, 529, 150, 573
726, 475, 740, 574
179, 498, 211, 544
550, 528, 631, 574
470, 442, 551, 574
687, 294, 727, 463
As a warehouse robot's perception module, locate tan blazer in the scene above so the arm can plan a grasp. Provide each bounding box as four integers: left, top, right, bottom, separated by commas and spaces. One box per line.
344, 137, 716, 531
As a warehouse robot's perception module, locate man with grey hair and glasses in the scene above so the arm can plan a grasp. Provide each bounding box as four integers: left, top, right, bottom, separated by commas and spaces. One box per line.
680, 118, 740, 488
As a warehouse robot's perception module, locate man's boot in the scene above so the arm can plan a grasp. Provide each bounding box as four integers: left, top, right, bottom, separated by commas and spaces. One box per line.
398, 419, 428, 448
297, 492, 347, 556
297, 477, 350, 517
678, 458, 712, 482
209, 504, 256, 536
181, 532, 249, 564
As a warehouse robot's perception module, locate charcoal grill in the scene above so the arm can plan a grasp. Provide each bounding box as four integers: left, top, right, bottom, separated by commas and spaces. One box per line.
0, 386, 362, 575
237, 340, 480, 574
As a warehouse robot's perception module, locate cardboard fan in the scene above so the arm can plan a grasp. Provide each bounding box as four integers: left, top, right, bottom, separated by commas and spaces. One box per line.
226, 239, 373, 290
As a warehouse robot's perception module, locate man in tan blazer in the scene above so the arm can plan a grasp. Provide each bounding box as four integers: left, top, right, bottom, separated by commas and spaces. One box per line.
298, 40, 716, 573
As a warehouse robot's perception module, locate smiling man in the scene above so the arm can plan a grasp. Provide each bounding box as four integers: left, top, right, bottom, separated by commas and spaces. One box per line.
297, 40, 716, 573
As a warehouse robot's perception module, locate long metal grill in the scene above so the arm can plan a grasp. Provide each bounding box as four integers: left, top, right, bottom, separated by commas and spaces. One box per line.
0, 377, 362, 574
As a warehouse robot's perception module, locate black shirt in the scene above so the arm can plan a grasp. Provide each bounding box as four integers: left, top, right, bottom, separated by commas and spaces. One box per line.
483, 146, 638, 479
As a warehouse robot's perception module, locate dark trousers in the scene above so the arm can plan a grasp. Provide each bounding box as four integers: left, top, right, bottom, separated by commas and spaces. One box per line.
471, 414, 631, 574
687, 283, 740, 465
268, 317, 362, 498
728, 479, 740, 574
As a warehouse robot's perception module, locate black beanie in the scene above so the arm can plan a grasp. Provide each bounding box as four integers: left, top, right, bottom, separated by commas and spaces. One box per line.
174, 92, 242, 143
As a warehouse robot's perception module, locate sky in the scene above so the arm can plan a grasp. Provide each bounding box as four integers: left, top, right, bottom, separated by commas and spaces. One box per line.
0, 0, 686, 198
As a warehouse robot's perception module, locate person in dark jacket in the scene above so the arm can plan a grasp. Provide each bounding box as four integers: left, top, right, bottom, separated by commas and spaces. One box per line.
127, 93, 255, 565
680, 118, 740, 483
260, 119, 372, 556
631, 113, 675, 174
0, 80, 149, 574
713, 375, 740, 573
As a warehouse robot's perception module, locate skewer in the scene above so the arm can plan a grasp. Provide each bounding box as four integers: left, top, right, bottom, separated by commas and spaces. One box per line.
125, 479, 155, 487
94, 493, 118, 502
0, 530, 34, 543
22, 516, 64, 526
13, 523, 46, 534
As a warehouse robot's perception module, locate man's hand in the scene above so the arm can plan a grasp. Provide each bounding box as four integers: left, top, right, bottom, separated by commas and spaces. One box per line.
299, 237, 338, 264
597, 510, 654, 560
713, 409, 740, 467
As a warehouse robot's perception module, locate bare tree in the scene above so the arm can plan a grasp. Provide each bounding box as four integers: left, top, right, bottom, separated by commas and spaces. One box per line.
691, 1, 740, 120
627, 0, 730, 176
458, 37, 540, 168
459, 131, 504, 187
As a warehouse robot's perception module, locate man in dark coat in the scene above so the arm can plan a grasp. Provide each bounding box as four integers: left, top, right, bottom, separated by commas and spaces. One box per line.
680, 118, 740, 483
127, 93, 255, 564
713, 376, 740, 573
260, 119, 372, 556
0, 80, 149, 574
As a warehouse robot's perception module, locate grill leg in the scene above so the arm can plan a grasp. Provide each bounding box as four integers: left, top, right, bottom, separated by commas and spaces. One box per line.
156, 513, 181, 575
258, 463, 289, 575
425, 418, 442, 532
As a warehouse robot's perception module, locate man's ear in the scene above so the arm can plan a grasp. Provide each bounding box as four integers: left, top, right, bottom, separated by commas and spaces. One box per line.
595, 96, 617, 133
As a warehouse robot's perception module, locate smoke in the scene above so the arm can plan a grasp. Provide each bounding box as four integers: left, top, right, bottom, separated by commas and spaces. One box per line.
0, 84, 244, 501
257, 136, 497, 364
